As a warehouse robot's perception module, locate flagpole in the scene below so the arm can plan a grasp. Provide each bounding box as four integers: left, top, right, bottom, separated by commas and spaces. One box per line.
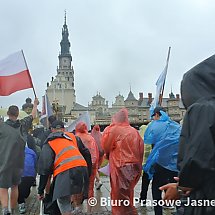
159, 46, 171, 105
21, 50, 37, 98
45, 93, 49, 128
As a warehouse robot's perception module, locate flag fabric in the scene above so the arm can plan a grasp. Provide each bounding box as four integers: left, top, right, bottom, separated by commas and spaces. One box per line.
40, 93, 53, 127
151, 47, 171, 111
0, 51, 33, 96
99, 163, 110, 176
67, 111, 91, 132
151, 64, 168, 109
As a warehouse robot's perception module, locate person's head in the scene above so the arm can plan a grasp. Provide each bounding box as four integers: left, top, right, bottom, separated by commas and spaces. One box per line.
93, 124, 100, 132
112, 108, 129, 125
75, 122, 88, 134
48, 115, 57, 126
7, 105, 19, 120
181, 54, 215, 109
151, 106, 166, 120
51, 120, 65, 132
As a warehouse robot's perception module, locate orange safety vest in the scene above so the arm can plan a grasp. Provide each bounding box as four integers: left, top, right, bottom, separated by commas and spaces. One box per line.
48, 132, 87, 177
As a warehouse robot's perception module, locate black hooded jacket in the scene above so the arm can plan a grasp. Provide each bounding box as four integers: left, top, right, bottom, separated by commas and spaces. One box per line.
37, 131, 92, 201
178, 55, 215, 215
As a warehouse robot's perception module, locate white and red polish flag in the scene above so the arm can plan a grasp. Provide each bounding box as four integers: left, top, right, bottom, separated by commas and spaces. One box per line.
0, 50, 33, 96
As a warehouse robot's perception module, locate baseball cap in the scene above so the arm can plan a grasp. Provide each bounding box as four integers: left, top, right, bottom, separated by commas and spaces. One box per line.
151, 106, 166, 117
51, 120, 64, 129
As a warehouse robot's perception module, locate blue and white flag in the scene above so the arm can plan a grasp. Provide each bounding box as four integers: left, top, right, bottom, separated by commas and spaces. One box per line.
151, 64, 168, 109
151, 47, 171, 112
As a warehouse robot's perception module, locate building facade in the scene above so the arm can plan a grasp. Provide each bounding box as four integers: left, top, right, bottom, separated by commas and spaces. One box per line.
46, 15, 186, 128
88, 91, 185, 126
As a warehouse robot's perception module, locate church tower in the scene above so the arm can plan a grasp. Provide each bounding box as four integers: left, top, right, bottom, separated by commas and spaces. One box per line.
46, 12, 76, 114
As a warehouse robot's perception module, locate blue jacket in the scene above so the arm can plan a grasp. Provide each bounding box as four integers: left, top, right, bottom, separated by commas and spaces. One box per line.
22, 147, 37, 177
143, 111, 181, 179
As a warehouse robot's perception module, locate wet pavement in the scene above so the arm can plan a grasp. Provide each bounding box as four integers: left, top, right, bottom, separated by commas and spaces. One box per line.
4, 176, 176, 214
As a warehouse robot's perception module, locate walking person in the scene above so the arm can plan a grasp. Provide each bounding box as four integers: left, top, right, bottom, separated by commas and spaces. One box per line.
75, 122, 99, 213
18, 146, 37, 214
91, 124, 104, 190
143, 107, 181, 215
0, 97, 38, 215
160, 54, 215, 215
139, 124, 153, 205
102, 108, 144, 215
37, 120, 92, 215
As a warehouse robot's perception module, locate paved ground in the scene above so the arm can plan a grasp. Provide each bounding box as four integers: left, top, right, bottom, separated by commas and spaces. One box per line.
5, 176, 176, 214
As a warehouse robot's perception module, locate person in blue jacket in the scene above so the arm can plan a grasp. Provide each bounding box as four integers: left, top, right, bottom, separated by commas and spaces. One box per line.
18, 147, 37, 214
143, 106, 181, 215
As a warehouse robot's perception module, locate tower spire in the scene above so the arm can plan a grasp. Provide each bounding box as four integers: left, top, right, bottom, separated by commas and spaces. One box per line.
64, 10, 66, 25
60, 11, 70, 56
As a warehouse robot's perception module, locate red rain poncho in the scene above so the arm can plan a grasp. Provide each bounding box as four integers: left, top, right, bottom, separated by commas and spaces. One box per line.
91, 124, 104, 167
75, 122, 99, 198
102, 108, 144, 215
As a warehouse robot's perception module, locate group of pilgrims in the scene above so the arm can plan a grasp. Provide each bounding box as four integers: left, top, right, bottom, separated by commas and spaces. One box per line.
1, 54, 215, 215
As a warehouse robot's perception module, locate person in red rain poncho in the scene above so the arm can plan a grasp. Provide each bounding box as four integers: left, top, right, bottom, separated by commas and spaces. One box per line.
102, 108, 144, 215
75, 122, 99, 213
91, 124, 104, 190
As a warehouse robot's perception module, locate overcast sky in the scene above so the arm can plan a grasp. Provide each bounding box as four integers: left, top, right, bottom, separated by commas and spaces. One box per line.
1, 0, 215, 110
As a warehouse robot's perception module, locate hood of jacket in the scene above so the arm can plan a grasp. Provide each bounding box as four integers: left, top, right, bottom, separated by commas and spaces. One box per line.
181, 54, 215, 109
5, 119, 21, 128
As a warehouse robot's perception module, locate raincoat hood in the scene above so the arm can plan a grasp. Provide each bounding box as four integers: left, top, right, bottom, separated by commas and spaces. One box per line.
75, 122, 88, 134
92, 124, 100, 132
111, 108, 129, 126
181, 55, 215, 109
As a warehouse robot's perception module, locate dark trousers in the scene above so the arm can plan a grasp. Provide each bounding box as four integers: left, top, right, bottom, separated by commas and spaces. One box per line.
152, 164, 178, 215
140, 171, 151, 202
18, 177, 35, 204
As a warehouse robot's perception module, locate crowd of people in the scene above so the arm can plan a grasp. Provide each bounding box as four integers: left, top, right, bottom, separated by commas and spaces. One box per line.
0, 55, 215, 215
